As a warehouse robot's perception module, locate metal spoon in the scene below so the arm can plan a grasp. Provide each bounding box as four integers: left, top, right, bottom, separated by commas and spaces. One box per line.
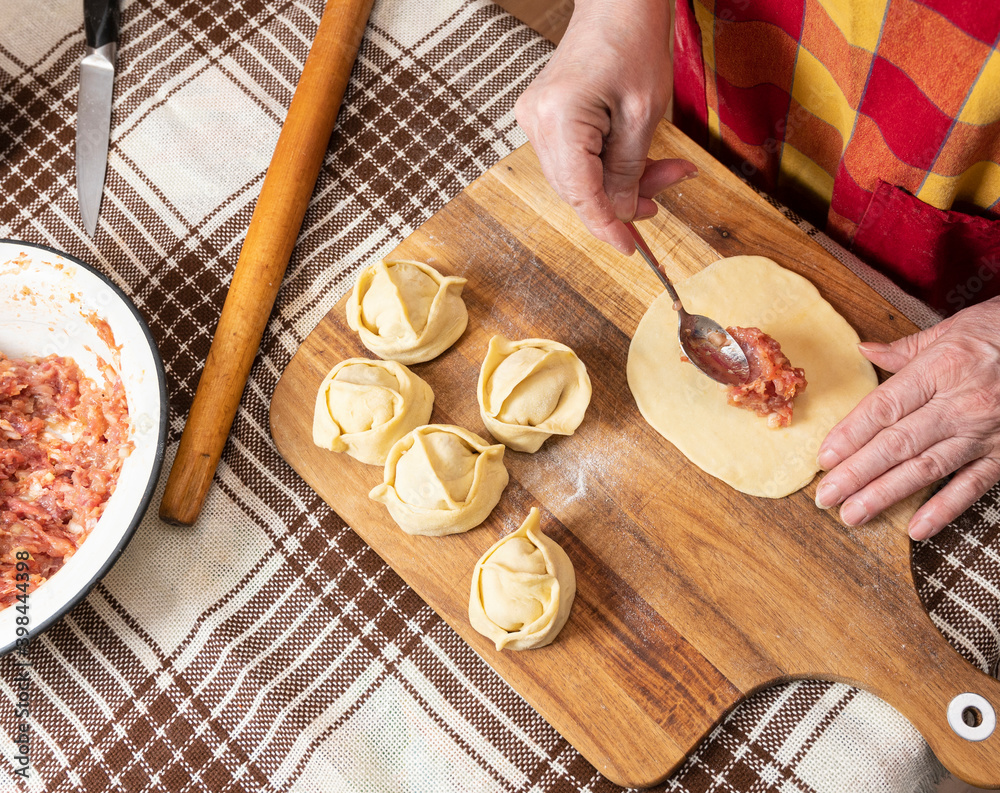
626, 221, 750, 386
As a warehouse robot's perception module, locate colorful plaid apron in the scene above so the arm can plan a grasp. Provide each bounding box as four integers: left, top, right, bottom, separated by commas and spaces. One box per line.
673, 0, 1000, 313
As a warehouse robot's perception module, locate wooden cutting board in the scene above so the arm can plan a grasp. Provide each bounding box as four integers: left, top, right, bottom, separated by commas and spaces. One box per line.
270, 121, 1000, 788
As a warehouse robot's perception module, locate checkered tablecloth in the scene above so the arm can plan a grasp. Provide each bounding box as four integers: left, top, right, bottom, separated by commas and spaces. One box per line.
1, 1, 998, 791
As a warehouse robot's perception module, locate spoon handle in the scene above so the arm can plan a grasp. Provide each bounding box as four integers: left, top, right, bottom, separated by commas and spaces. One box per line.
626, 222, 683, 307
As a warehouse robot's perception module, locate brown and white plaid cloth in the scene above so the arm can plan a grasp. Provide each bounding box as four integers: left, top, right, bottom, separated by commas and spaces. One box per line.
0, 1, 998, 791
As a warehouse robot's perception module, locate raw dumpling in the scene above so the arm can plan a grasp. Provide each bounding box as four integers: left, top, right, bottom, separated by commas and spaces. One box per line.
469, 507, 576, 650
313, 358, 434, 466
369, 424, 508, 536
347, 259, 468, 364
477, 335, 592, 452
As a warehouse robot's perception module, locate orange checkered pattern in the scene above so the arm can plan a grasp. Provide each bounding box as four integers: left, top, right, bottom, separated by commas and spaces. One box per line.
673, 0, 1000, 313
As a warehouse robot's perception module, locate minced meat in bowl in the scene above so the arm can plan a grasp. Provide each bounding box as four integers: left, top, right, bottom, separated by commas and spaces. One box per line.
0, 351, 132, 607
0, 241, 166, 652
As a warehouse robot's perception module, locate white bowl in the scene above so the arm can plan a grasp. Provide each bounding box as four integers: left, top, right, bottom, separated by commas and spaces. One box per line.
0, 240, 167, 653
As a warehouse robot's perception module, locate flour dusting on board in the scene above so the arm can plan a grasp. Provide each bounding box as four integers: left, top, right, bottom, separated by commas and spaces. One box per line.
455, 212, 663, 638
485, 262, 550, 342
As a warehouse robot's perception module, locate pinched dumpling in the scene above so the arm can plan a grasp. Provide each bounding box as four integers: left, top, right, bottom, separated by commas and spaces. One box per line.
477, 335, 592, 452
347, 259, 468, 364
312, 358, 434, 466
469, 507, 576, 651
369, 424, 508, 536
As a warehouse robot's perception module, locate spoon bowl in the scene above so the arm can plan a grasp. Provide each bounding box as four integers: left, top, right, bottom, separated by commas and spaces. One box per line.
626, 222, 750, 387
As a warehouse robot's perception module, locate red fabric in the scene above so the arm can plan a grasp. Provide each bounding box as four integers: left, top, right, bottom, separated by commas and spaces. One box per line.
673, 0, 709, 148
918, 0, 1000, 43
858, 57, 952, 170
830, 161, 871, 225
716, 0, 806, 37
715, 76, 793, 149
853, 180, 1000, 312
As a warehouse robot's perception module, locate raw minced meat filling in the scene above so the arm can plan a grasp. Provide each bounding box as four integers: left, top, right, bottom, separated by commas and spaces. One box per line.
0, 352, 131, 608
725, 327, 807, 429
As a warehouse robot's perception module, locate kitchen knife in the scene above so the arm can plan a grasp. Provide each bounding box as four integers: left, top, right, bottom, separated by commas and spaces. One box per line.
76, 0, 120, 237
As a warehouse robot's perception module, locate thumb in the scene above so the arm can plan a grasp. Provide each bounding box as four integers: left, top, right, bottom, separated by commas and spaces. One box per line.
858, 319, 954, 373
634, 158, 699, 219
638, 158, 699, 198
602, 128, 657, 221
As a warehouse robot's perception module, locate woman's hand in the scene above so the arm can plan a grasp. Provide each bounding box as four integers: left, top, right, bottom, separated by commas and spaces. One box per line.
514, 0, 694, 255
815, 297, 1000, 540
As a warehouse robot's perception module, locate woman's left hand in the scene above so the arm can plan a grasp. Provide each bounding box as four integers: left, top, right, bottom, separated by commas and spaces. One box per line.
815, 296, 1000, 540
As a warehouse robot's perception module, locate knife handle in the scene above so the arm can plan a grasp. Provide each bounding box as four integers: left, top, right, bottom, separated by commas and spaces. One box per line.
84, 0, 120, 49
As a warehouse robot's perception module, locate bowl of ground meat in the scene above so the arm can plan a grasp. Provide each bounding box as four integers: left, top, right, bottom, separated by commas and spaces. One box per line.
0, 240, 167, 654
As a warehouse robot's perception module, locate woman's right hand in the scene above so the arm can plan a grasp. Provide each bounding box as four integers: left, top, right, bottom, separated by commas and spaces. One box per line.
514, 0, 694, 255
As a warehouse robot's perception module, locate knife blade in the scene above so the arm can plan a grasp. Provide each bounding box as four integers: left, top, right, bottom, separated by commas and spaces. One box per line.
76, 0, 120, 237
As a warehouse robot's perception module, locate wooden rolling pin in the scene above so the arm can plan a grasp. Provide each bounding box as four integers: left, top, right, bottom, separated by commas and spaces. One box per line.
159, 0, 376, 526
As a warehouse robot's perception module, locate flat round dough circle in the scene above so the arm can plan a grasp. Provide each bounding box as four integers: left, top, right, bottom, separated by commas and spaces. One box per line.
627, 256, 878, 498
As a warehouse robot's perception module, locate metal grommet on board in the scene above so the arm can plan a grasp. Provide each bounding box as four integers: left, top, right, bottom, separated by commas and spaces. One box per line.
947, 693, 997, 742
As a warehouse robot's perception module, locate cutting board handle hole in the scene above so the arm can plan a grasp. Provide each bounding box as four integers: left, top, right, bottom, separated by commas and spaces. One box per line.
947, 693, 996, 742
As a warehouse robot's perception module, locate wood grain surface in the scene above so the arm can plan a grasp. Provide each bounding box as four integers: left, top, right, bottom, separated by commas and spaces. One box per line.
270, 121, 1000, 789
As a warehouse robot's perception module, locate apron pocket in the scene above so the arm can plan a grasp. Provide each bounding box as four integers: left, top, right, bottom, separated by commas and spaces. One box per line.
852, 179, 1000, 315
